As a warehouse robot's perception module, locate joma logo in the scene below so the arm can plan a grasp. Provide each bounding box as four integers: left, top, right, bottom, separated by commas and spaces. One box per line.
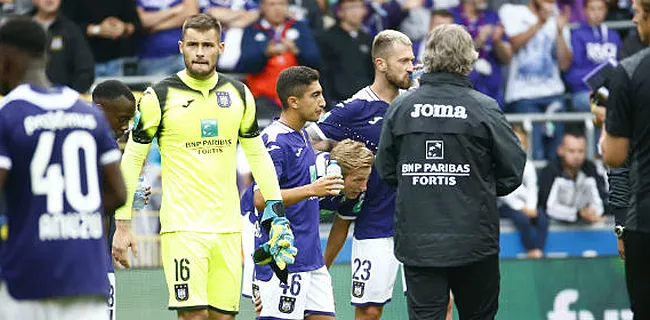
410, 104, 468, 119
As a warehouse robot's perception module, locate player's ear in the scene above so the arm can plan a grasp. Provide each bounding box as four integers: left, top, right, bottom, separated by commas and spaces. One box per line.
178, 40, 184, 54
375, 57, 387, 72
287, 96, 298, 109
218, 41, 225, 55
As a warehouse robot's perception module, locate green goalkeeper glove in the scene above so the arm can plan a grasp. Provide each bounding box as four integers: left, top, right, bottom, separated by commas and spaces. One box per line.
253, 200, 298, 283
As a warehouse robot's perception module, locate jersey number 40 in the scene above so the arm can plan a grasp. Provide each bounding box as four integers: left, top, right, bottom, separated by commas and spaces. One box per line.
30, 131, 101, 214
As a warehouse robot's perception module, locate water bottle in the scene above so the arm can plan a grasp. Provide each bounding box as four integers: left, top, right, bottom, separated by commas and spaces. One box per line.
132, 176, 147, 210
326, 160, 343, 196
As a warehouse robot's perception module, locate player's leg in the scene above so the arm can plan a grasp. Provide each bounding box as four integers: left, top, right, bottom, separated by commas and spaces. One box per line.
304, 266, 335, 320
403, 265, 451, 320
351, 237, 400, 320
623, 230, 650, 319
107, 272, 116, 320
403, 264, 453, 320
161, 231, 211, 320
207, 233, 242, 320
240, 213, 256, 301
447, 255, 499, 320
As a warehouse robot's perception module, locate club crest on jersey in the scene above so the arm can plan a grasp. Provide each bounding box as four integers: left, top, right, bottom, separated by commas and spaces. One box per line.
216, 91, 231, 108
279, 296, 296, 314
175, 284, 189, 301
352, 281, 365, 298
252, 284, 260, 299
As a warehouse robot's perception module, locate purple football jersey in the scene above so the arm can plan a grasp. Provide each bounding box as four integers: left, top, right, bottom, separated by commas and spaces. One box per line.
0, 85, 120, 300
254, 120, 324, 281
311, 88, 396, 240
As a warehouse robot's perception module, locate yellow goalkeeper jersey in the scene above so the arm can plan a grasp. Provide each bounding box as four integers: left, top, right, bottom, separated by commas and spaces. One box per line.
115, 71, 278, 233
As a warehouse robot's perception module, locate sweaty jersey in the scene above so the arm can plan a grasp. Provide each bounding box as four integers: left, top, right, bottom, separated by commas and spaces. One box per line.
254, 120, 324, 280
0, 85, 120, 300
116, 71, 262, 233
310, 86, 395, 239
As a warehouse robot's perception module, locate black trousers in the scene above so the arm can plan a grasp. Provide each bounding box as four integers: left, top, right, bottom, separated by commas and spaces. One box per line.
404, 255, 499, 320
624, 230, 650, 319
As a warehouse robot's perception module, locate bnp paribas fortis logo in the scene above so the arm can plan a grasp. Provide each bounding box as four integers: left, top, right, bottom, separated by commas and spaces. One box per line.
201, 119, 218, 138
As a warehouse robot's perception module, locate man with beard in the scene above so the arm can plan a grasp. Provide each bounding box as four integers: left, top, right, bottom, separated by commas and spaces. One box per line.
307, 30, 439, 320
112, 14, 296, 320
601, 0, 650, 317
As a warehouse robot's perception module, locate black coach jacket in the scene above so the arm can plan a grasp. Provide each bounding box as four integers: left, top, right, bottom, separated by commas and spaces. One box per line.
375, 72, 526, 267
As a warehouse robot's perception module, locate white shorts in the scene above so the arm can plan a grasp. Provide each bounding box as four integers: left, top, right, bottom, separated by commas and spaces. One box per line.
350, 236, 401, 306
255, 266, 335, 319
241, 212, 256, 299
0, 281, 108, 320
108, 272, 116, 320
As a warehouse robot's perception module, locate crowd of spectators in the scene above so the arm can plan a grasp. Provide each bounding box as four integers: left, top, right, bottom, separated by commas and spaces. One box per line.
0, 0, 644, 258
0, 0, 644, 159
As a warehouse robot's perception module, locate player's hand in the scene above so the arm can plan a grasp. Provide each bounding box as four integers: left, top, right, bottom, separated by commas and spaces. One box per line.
310, 175, 345, 197
254, 295, 263, 316
592, 104, 606, 128
112, 220, 138, 269
253, 217, 298, 269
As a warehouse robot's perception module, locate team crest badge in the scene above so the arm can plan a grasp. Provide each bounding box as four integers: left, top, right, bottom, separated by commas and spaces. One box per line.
216, 91, 231, 108
352, 281, 365, 298
278, 296, 296, 314
175, 284, 189, 301
252, 284, 260, 299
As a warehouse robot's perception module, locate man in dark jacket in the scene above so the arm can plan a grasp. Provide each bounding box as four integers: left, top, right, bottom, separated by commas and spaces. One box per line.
32, 0, 94, 93
375, 24, 525, 320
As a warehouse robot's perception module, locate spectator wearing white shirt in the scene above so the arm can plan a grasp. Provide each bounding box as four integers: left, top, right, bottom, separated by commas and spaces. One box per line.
499, 0, 573, 160
499, 125, 548, 258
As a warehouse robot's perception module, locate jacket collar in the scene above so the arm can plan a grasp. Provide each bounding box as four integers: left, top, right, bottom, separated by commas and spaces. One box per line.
419, 72, 474, 89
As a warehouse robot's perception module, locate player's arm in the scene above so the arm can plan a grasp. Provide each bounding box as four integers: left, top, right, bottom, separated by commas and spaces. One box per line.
238, 86, 296, 276
603, 66, 632, 168
324, 214, 353, 269
102, 161, 126, 214
112, 88, 162, 268
239, 86, 282, 203
487, 106, 526, 196
252, 175, 344, 211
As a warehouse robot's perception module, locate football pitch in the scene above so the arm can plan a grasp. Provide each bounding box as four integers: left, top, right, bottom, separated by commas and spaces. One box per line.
116, 257, 630, 320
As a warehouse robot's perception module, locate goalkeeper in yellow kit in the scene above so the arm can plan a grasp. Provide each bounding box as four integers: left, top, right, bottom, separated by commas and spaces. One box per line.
112, 14, 296, 320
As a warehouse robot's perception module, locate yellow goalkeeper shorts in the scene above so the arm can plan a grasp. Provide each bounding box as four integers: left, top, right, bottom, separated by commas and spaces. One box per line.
161, 231, 242, 314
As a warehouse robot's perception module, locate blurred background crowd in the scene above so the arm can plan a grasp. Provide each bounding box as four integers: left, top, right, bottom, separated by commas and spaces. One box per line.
0, 0, 643, 259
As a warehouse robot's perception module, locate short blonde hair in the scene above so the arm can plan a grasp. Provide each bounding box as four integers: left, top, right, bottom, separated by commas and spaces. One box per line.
423, 24, 478, 76
329, 139, 374, 177
371, 30, 412, 60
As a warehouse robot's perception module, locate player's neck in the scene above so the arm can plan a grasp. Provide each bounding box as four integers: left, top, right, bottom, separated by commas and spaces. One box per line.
279, 112, 306, 132
22, 62, 51, 90
370, 76, 399, 103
